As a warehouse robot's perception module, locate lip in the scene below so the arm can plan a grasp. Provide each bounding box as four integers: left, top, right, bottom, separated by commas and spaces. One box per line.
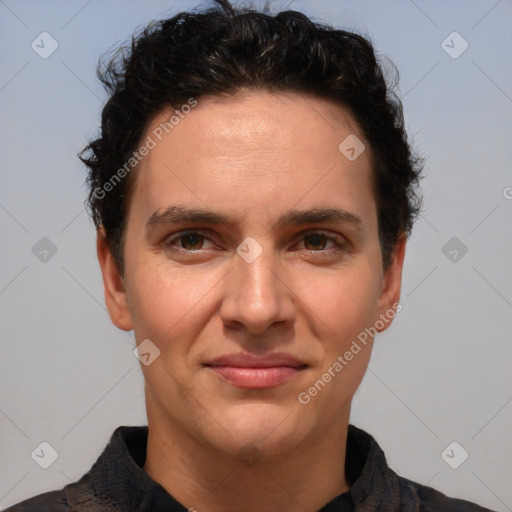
205, 352, 308, 389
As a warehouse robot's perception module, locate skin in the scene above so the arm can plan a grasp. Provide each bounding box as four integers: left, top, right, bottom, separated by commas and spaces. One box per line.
97, 90, 406, 512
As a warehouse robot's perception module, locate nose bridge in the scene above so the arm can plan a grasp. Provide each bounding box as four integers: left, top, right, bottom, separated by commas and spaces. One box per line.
240, 239, 279, 300
220, 236, 294, 332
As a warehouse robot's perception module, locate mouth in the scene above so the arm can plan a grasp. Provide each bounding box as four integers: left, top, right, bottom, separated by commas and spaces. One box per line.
204, 352, 308, 389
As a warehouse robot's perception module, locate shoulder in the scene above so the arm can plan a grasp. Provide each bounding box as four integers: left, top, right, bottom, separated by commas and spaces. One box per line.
346, 425, 497, 512
4, 489, 69, 511
400, 475, 496, 512
4, 426, 150, 512
4, 478, 110, 512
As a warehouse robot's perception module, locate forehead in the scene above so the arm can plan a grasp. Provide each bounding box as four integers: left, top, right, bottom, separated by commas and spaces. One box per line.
128, 90, 376, 231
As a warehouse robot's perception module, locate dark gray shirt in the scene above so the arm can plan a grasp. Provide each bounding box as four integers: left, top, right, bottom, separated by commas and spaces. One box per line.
6, 424, 496, 511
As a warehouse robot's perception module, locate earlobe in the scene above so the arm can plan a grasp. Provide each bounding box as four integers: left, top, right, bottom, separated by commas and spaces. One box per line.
96, 227, 133, 331
376, 234, 406, 332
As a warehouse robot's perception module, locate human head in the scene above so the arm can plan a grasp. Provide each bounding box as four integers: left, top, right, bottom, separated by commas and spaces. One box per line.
80, 0, 422, 274
91, 0, 422, 472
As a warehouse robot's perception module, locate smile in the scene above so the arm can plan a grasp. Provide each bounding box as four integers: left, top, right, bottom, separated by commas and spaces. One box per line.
204, 352, 308, 389
207, 365, 307, 389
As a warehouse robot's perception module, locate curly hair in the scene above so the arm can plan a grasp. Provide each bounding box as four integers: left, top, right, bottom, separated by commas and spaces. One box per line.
80, 0, 423, 273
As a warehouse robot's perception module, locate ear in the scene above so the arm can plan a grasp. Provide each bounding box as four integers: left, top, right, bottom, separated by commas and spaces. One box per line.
375, 234, 406, 332
96, 227, 133, 331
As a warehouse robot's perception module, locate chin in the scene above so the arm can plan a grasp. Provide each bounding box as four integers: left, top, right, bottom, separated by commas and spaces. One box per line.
213, 401, 307, 453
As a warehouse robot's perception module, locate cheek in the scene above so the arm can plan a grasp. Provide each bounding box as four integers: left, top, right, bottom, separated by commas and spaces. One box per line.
295, 264, 381, 339
124, 260, 180, 340
127, 274, 170, 336
125, 263, 218, 352
295, 265, 380, 391
297, 273, 377, 416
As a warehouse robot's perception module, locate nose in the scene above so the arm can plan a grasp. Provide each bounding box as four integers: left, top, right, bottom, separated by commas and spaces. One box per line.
219, 239, 296, 335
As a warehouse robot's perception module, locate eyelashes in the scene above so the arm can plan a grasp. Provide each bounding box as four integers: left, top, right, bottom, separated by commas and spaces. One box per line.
163, 229, 348, 254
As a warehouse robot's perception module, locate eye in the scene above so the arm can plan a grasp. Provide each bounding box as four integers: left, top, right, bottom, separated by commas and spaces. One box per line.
164, 230, 215, 252
162, 229, 347, 255
298, 231, 347, 252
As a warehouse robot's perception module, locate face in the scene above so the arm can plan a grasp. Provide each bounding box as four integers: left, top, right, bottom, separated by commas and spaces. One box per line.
98, 90, 405, 458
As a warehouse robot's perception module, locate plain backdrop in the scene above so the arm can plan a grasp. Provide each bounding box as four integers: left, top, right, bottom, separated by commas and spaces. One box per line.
1, 0, 511, 510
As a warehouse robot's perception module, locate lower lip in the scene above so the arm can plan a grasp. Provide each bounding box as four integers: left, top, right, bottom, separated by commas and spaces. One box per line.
208, 365, 306, 389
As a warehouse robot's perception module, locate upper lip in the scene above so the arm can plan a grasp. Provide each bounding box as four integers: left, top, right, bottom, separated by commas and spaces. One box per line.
206, 352, 307, 368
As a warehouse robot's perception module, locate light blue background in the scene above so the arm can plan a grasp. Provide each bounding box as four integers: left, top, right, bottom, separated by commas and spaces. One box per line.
1, 1, 511, 510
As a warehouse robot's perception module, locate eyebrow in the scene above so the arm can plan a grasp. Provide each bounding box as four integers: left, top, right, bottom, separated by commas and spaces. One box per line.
145, 206, 363, 232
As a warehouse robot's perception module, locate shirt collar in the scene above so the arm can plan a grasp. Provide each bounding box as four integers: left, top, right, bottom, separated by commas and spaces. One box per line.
68, 424, 416, 512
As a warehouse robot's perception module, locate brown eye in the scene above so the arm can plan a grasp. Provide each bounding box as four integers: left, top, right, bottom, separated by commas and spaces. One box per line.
301, 232, 344, 252
179, 233, 204, 250
164, 230, 215, 252
304, 233, 328, 251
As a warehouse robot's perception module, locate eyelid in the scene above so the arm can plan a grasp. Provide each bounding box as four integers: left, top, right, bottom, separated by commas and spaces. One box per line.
164, 228, 348, 252
296, 229, 348, 250
164, 229, 217, 250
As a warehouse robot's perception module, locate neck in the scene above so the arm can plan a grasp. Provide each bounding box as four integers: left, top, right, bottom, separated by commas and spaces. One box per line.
143, 412, 351, 512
